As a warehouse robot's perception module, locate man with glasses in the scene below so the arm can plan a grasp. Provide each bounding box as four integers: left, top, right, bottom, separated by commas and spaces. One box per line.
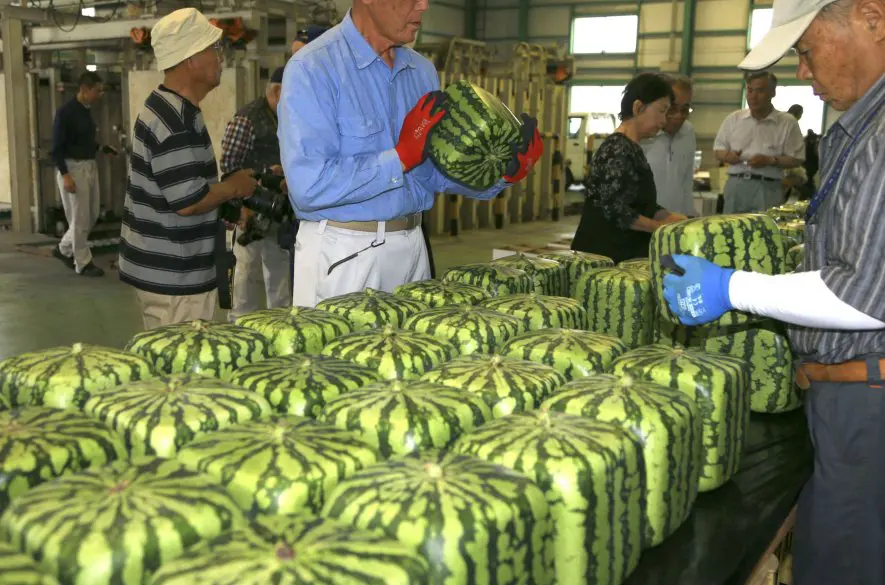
118, 8, 257, 329
713, 71, 805, 212
641, 74, 698, 216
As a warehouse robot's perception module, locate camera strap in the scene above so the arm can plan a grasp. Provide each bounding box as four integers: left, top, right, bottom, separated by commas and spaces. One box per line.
215, 222, 237, 310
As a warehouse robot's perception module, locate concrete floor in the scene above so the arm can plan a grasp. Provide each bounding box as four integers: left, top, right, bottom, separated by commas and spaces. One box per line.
0, 216, 579, 360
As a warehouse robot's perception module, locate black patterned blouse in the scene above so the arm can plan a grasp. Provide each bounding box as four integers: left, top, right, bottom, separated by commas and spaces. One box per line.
571, 133, 663, 263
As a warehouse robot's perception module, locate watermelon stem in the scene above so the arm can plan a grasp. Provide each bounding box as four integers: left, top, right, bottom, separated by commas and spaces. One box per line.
275, 543, 296, 561
108, 480, 131, 494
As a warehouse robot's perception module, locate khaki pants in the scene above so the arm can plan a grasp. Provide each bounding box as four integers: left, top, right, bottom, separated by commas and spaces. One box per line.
135, 289, 218, 330
56, 159, 101, 272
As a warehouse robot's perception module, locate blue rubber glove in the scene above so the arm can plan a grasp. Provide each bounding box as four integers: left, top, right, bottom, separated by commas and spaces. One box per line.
662, 254, 735, 326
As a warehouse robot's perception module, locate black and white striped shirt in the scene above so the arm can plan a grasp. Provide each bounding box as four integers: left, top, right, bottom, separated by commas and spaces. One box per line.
788, 73, 885, 364
118, 85, 220, 296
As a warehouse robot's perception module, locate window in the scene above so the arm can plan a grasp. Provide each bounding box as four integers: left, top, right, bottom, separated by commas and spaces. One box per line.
748, 8, 773, 50
743, 85, 825, 134
569, 85, 626, 125
81, 6, 96, 16
86, 64, 98, 72
571, 15, 639, 54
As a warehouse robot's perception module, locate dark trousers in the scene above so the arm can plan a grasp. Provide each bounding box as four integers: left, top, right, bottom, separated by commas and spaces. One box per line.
792, 370, 885, 585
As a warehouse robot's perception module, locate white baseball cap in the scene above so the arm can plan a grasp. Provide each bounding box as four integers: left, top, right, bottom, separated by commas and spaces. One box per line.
739, 0, 841, 70
151, 8, 223, 71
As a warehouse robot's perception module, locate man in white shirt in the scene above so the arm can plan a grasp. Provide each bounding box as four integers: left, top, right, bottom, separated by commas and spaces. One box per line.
641, 74, 698, 216
713, 71, 805, 212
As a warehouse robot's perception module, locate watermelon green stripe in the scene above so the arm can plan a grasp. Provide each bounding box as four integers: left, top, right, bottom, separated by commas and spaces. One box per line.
0, 343, 154, 409
442, 263, 533, 297
479, 294, 589, 331
612, 345, 751, 491
0, 541, 60, 585
320, 326, 458, 380
393, 279, 490, 308
656, 319, 802, 414
82, 374, 273, 457
498, 328, 629, 380
777, 220, 805, 245
401, 305, 523, 355
650, 214, 786, 326
234, 306, 354, 356
176, 415, 379, 516
0, 407, 126, 514
148, 514, 431, 585
317, 380, 492, 458
785, 244, 804, 273
124, 320, 271, 381
452, 410, 645, 585
316, 288, 429, 331
617, 258, 652, 273
537, 250, 614, 296
541, 374, 702, 547
492, 254, 568, 296
574, 267, 654, 348
428, 80, 522, 190
228, 354, 380, 418
420, 354, 566, 418
0, 457, 245, 585
322, 451, 554, 585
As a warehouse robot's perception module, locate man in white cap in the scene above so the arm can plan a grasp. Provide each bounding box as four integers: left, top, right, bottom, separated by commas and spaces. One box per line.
661, 0, 885, 582
118, 7, 258, 329
278, 0, 543, 308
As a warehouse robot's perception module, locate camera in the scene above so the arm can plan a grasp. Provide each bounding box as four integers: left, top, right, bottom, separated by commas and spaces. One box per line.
219, 168, 295, 247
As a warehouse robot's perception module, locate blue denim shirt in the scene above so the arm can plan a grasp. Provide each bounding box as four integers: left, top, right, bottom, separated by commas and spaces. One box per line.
278, 10, 507, 222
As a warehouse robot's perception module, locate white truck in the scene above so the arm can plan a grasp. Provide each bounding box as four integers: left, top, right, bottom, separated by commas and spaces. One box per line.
564, 112, 618, 187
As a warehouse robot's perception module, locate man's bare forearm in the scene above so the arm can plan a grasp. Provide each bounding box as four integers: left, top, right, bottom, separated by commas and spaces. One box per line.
178, 183, 236, 216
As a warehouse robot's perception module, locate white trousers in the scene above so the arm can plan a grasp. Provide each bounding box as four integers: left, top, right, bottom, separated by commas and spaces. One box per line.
55, 159, 100, 272
228, 233, 293, 321
291, 220, 431, 308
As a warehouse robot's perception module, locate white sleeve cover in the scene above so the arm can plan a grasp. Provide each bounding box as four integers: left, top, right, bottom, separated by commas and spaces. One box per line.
728, 270, 885, 330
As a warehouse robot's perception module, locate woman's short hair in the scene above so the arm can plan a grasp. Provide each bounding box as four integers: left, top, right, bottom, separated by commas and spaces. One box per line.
619, 72, 675, 121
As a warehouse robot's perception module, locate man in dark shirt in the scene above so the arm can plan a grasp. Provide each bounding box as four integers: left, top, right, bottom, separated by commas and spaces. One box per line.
50, 71, 107, 277
220, 67, 291, 320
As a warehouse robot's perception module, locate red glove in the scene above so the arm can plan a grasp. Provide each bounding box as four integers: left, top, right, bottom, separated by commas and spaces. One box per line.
395, 91, 447, 172
503, 113, 544, 184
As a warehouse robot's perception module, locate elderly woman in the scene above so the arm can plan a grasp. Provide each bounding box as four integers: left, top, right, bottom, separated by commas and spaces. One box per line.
572, 72, 687, 262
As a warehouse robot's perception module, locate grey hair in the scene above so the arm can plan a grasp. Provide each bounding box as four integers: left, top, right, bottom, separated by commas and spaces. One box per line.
819, 0, 853, 23
666, 73, 693, 92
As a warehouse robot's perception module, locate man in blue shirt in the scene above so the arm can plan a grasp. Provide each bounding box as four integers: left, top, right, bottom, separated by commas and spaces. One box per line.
278, 2, 542, 308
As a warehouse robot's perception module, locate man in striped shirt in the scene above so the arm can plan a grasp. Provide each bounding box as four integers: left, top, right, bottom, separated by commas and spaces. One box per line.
119, 8, 257, 330
662, 0, 885, 582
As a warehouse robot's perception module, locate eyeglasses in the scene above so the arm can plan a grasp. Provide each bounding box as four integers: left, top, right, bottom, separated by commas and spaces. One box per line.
211, 40, 224, 55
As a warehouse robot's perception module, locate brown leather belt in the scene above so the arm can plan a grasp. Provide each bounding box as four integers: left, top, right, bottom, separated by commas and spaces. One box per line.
327, 213, 422, 233
796, 358, 885, 390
